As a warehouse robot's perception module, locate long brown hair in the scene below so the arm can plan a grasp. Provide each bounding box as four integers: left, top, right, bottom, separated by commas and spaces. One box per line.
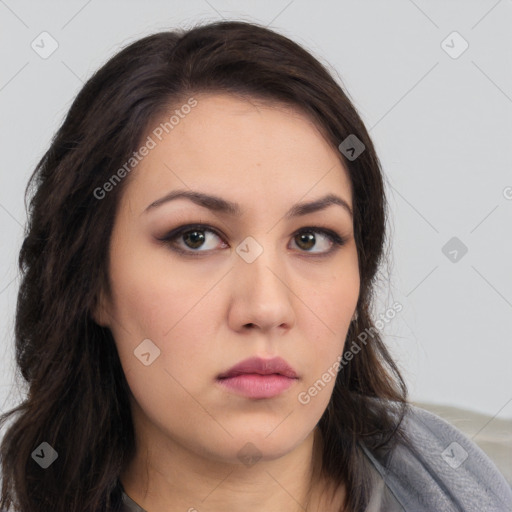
0, 20, 407, 512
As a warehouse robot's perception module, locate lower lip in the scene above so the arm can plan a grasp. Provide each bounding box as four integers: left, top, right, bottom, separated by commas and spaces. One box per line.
217, 374, 297, 399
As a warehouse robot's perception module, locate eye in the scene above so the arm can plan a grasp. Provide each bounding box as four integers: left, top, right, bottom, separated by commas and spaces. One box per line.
160, 224, 227, 254
158, 224, 348, 256
290, 227, 347, 254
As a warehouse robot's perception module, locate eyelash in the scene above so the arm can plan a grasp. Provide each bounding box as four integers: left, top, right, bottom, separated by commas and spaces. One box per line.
158, 223, 349, 257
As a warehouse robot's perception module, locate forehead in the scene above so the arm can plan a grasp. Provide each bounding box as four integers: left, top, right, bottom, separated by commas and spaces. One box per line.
122, 93, 353, 214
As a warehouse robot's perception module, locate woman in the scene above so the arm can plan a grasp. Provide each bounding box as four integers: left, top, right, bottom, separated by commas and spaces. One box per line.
0, 20, 510, 512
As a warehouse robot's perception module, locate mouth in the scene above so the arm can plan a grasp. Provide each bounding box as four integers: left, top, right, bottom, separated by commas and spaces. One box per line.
216, 356, 298, 399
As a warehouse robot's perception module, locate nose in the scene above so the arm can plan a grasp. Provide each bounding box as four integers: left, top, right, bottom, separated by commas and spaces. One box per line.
227, 240, 296, 334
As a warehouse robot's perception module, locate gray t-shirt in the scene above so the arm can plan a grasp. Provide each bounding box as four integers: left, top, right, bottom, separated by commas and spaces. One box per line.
120, 405, 512, 511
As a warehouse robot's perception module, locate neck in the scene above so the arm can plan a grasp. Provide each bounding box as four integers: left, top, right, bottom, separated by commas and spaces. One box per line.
120, 416, 344, 512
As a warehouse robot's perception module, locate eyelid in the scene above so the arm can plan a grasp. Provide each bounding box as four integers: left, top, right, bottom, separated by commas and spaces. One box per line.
157, 223, 349, 256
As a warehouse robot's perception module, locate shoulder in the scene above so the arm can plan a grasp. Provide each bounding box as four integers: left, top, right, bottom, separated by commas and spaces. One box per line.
362, 403, 512, 512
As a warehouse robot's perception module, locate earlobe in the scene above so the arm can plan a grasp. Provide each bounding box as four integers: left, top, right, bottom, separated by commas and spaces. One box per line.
91, 288, 110, 327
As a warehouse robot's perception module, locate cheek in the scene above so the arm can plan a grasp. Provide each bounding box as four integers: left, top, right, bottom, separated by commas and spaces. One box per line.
108, 237, 220, 337
106, 247, 222, 393
109, 285, 217, 438
292, 260, 360, 400
297, 261, 359, 336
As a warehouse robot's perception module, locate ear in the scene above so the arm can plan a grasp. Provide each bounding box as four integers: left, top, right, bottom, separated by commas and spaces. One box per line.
91, 287, 111, 327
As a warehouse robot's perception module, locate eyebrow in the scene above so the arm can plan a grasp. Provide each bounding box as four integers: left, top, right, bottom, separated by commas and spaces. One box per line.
144, 190, 353, 219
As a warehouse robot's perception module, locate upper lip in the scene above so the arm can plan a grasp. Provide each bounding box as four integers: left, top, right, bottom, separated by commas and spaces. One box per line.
217, 356, 298, 379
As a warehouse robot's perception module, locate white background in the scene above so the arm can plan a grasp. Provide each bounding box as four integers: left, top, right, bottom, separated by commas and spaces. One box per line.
1, 0, 511, 423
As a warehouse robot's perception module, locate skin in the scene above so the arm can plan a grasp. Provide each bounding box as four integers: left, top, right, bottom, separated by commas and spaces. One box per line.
94, 93, 360, 512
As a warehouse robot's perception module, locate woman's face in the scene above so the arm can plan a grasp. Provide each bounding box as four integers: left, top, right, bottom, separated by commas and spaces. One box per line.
95, 93, 360, 464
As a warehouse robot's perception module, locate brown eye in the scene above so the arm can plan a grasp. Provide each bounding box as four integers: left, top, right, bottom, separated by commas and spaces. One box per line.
160, 224, 347, 257
290, 228, 343, 254
182, 230, 206, 249
295, 232, 316, 251
160, 224, 226, 254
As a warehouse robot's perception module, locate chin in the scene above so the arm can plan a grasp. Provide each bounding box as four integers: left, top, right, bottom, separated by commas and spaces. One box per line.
201, 425, 314, 466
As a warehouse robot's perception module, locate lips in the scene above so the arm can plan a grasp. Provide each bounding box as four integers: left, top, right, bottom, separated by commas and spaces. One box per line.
216, 356, 299, 399
217, 356, 298, 380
